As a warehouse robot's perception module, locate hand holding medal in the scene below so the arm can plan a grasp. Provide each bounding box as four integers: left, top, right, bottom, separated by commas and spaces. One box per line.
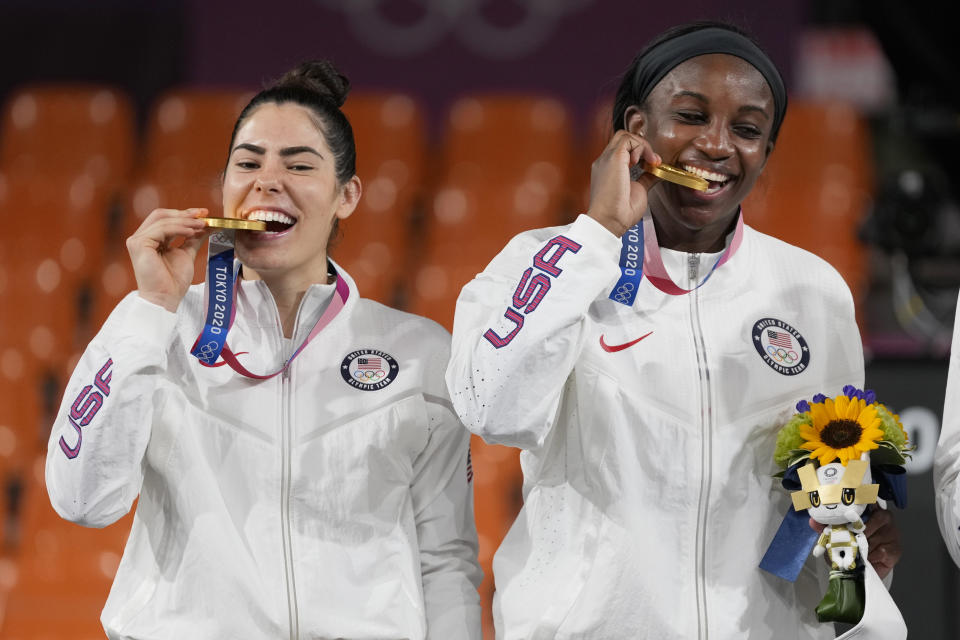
127, 207, 215, 312
587, 129, 662, 237
587, 127, 709, 239
128, 209, 273, 313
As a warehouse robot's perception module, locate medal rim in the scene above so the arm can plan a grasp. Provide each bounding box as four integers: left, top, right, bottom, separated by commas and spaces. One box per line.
646, 163, 710, 191
200, 217, 267, 231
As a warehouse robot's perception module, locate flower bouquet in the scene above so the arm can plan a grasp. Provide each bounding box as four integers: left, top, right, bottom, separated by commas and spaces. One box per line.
774, 385, 911, 474
761, 385, 911, 630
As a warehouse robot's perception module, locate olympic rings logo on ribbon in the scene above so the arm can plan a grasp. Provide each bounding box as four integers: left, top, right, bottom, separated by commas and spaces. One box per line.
612, 281, 635, 304
766, 344, 799, 365
353, 369, 386, 381
197, 341, 221, 362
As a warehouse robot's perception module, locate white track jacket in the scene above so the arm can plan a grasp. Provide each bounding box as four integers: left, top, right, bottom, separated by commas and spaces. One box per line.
935, 290, 960, 567
446, 214, 864, 639
46, 265, 482, 639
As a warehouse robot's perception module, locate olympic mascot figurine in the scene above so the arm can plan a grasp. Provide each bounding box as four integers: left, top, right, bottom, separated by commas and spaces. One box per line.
761, 386, 910, 637
791, 458, 878, 622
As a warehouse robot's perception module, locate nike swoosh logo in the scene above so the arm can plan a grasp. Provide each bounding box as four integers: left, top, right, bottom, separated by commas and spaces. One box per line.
599, 332, 653, 353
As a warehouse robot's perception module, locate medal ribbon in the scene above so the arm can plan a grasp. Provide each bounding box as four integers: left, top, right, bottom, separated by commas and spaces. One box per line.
608, 211, 744, 305
190, 231, 239, 365
608, 221, 645, 306
190, 233, 349, 380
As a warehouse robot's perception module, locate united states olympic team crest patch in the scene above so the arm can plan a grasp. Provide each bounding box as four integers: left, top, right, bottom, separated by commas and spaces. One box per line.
752, 318, 810, 376
341, 349, 399, 390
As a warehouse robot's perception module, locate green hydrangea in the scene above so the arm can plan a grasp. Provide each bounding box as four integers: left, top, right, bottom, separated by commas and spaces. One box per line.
875, 403, 908, 450
774, 412, 812, 469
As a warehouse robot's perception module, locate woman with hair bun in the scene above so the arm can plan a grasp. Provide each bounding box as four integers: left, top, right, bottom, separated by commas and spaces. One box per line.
46, 60, 482, 639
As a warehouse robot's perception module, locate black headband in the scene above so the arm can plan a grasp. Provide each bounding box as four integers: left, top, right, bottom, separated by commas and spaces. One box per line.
631, 27, 787, 139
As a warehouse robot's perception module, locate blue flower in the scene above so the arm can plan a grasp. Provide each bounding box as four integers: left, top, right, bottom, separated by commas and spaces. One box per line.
840, 385, 877, 404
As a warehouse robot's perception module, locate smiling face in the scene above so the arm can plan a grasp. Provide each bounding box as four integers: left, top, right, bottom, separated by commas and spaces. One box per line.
222, 102, 360, 288
626, 53, 775, 251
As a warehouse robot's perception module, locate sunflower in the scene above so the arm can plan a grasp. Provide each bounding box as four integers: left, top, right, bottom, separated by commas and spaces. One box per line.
798, 393, 885, 466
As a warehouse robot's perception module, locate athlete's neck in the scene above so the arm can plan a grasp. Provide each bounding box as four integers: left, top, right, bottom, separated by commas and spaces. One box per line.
650, 208, 739, 253
243, 266, 330, 338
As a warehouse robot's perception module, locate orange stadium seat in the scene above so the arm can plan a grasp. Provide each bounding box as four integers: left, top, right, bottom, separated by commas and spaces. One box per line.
0, 173, 115, 358
578, 96, 616, 211
0, 234, 48, 463
123, 88, 254, 264
0, 375, 43, 565
743, 99, 875, 329
0, 282, 48, 626
134, 88, 254, 214
0, 455, 134, 639
408, 94, 577, 329
0, 177, 112, 513
0, 175, 113, 369
0, 86, 133, 356
0, 85, 136, 196
0, 173, 113, 292
337, 91, 428, 305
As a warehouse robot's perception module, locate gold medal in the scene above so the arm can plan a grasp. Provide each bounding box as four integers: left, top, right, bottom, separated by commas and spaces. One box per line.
200, 217, 267, 231
645, 163, 709, 190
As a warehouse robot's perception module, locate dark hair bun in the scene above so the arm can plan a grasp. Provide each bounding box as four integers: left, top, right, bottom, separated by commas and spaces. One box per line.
275, 60, 350, 108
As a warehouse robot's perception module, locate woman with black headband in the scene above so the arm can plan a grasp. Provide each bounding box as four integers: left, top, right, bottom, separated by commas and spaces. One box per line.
445, 20, 902, 638
46, 60, 482, 639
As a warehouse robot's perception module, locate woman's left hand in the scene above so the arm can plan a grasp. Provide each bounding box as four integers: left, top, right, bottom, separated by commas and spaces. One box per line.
863, 507, 902, 579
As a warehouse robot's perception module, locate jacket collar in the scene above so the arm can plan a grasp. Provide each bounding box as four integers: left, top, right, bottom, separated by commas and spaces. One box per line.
237, 259, 358, 342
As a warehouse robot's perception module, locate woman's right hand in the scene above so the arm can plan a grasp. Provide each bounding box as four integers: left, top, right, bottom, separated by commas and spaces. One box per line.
587, 130, 661, 237
126, 207, 210, 313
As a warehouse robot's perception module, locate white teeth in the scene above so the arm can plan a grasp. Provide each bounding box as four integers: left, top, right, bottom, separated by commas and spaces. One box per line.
682, 165, 730, 183
248, 210, 295, 225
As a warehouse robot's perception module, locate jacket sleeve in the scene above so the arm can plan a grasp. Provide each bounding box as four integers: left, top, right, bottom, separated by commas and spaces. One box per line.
445, 214, 622, 450
412, 387, 483, 639
45, 294, 179, 528
935, 290, 960, 567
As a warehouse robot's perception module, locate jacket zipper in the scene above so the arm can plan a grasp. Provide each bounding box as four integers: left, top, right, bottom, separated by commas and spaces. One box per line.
687, 253, 713, 640
281, 359, 299, 638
